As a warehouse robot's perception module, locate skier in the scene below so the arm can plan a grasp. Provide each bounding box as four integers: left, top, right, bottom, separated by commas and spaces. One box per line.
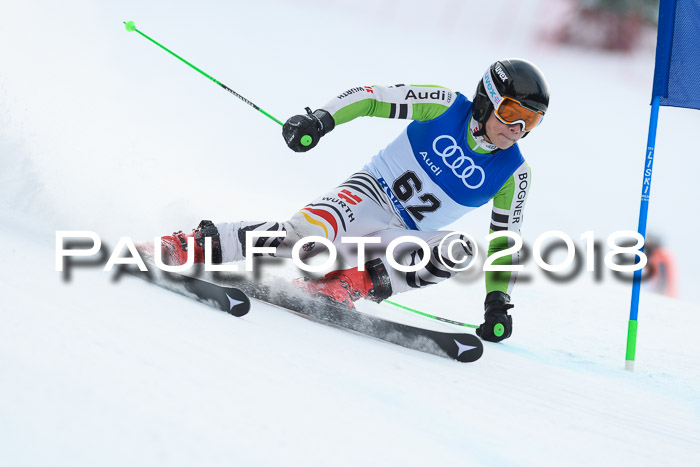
643, 234, 678, 298
158, 58, 550, 342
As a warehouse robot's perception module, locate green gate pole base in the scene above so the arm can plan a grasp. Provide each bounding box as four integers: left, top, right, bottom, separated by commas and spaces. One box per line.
625, 319, 638, 371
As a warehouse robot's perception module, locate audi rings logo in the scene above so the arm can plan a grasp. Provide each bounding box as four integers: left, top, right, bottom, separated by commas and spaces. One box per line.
433, 135, 485, 189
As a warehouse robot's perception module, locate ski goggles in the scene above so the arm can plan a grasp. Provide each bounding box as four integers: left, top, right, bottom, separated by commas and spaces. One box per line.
493, 96, 544, 132
482, 69, 545, 132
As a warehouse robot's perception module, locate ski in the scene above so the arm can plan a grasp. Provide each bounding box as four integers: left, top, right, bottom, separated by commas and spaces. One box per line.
221, 275, 483, 363
125, 265, 251, 317
125, 254, 480, 362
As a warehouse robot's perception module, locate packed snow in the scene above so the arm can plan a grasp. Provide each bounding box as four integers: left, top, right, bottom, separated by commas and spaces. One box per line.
1, 1, 699, 465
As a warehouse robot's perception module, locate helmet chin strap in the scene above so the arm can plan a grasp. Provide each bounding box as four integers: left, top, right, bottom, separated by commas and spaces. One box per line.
473, 108, 489, 137
469, 114, 500, 153
473, 123, 488, 138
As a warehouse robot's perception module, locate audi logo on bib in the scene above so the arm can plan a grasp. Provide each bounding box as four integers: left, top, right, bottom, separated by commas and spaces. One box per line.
433, 135, 485, 189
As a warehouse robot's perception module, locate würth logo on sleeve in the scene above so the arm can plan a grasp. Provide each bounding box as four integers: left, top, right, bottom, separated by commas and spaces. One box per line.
338, 189, 362, 205
337, 86, 373, 99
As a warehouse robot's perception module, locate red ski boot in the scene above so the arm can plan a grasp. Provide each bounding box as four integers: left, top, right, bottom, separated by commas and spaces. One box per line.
296, 259, 393, 308
159, 220, 223, 266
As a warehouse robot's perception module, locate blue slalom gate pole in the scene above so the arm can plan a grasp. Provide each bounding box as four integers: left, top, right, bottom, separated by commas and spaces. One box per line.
626, 95, 661, 371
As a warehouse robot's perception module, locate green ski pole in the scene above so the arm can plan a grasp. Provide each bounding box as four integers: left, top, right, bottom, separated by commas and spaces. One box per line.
383, 300, 478, 329
123, 21, 284, 127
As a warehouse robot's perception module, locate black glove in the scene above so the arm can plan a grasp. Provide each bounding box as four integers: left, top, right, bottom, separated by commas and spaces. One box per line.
476, 291, 514, 342
282, 107, 335, 152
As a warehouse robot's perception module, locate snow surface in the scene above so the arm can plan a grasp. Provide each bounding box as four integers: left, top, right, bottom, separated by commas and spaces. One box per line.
1, 0, 699, 465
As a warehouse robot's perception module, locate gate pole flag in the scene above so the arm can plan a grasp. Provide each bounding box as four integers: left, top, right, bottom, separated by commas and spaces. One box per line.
626, 0, 700, 371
